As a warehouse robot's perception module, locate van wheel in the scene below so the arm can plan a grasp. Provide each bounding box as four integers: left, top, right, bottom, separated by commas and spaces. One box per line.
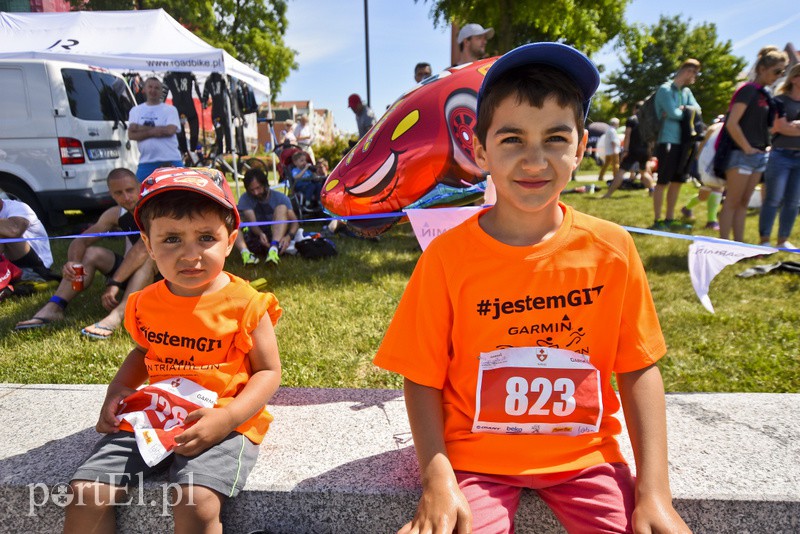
0, 178, 58, 227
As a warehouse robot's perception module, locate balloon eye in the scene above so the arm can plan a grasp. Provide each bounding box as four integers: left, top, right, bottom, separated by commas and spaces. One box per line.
391, 110, 419, 141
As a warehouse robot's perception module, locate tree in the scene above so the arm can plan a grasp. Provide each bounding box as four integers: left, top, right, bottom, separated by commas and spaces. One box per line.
67, 0, 297, 97
417, 0, 631, 56
587, 91, 620, 125
606, 15, 747, 120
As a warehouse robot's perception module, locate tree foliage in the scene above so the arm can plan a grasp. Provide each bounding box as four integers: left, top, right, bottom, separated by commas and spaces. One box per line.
587, 91, 620, 125
67, 0, 297, 97
606, 15, 747, 120
417, 0, 630, 55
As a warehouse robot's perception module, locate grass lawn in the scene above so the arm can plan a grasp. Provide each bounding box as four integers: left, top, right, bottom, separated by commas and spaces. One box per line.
2, 179, 798, 392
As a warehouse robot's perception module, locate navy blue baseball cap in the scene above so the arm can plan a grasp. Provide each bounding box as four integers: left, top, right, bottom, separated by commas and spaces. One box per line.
477, 42, 600, 121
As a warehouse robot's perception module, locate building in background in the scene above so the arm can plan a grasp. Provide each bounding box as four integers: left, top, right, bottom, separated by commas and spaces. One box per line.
0, 0, 70, 11
257, 100, 338, 152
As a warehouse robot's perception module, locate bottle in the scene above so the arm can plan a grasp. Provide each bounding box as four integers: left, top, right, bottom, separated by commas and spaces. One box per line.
72, 264, 85, 291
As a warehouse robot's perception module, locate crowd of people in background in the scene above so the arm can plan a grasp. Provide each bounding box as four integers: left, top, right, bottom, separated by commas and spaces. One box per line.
1, 31, 798, 534
598, 47, 799, 248
3, 38, 799, 330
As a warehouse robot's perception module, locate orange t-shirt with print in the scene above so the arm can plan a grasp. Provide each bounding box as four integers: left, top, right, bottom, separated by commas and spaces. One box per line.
374, 203, 666, 475
123, 272, 282, 444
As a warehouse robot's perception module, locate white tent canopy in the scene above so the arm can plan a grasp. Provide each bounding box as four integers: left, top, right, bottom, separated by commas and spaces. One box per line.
0, 9, 270, 96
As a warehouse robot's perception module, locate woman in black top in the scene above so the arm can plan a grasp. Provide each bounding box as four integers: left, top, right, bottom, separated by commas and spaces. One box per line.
718, 49, 787, 242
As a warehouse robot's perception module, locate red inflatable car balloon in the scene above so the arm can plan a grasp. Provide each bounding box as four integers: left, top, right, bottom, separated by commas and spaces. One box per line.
321, 58, 495, 236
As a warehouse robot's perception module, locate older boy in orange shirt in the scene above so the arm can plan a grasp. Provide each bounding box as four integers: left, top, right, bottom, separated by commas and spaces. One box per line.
375, 43, 690, 533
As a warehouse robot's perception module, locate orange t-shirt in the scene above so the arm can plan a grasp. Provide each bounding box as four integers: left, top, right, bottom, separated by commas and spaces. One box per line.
374, 204, 666, 475
123, 272, 282, 444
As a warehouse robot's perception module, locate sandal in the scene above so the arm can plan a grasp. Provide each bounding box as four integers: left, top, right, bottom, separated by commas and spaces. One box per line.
81, 323, 115, 340
14, 316, 52, 331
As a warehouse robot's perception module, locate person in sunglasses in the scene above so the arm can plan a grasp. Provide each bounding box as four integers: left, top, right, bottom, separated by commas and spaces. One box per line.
718, 47, 788, 242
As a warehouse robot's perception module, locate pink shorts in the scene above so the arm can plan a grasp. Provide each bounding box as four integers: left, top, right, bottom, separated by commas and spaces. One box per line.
455, 462, 635, 533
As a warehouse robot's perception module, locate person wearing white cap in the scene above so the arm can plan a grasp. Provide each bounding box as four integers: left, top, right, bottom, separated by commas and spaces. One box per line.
456, 23, 494, 65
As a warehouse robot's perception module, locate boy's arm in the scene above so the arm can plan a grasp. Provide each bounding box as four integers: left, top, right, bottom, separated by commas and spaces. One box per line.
174, 311, 282, 456
617, 363, 691, 533
399, 378, 471, 534
96, 346, 149, 434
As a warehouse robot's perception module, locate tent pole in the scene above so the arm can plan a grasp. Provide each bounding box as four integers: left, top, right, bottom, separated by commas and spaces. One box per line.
267, 100, 277, 184
225, 76, 240, 197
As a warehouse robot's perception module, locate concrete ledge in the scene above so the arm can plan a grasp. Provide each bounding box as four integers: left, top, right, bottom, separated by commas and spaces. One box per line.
0, 384, 798, 533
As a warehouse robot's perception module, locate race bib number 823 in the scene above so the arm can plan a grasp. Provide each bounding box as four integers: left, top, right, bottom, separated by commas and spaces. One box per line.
472, 347, 602, 436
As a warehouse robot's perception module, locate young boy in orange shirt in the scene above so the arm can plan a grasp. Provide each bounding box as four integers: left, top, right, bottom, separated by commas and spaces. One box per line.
374, 43, 690, 533
64, 168, 282, 534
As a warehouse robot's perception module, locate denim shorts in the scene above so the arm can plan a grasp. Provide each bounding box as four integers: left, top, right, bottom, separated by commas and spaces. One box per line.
726, 149, 768, 174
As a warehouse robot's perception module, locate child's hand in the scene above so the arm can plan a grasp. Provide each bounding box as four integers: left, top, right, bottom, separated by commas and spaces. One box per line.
399, 478, 472, 534
173, 407, 236, 457
632, 494, 692, 533
95, 385, 135, 434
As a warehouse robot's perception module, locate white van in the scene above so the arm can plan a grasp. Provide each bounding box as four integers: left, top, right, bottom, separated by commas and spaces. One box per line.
0, 59, 139, 226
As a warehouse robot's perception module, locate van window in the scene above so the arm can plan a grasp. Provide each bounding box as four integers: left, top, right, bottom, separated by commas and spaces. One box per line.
62, 68, 135, 122
0, 68, 28, 119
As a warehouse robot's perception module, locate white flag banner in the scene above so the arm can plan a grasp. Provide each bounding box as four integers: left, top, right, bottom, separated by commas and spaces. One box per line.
406, 207, 482, 251
688, 240, 776, 313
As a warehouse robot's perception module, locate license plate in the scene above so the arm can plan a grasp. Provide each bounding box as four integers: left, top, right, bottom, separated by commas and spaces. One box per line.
87, 147, 119, 160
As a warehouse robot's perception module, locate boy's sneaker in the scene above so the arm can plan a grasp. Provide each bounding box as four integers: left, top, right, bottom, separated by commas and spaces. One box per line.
241, 250, 260, 265
704, 221, 720, 231
777, 241, 796, 249
666, 219, 693, 232
648, 220, 667, 231
680, 206, 695, 223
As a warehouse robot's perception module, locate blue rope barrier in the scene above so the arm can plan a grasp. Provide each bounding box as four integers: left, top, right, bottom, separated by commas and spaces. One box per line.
1, 208, 798, 253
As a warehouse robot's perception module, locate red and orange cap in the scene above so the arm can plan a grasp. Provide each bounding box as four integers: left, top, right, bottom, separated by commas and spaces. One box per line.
133, 167, 240, 230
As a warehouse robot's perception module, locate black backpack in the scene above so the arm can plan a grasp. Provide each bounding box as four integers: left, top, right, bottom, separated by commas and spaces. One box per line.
635, 92, 661, 146
295, 234, 337, 259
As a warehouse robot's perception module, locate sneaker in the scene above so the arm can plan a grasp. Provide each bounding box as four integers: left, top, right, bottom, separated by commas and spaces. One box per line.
680, 206, 695, 223
266, 246, 280, 265
241, 250, 260, 265
648, 220, 667, 231
666, 219, 693, 232
777, 241, 796, 249
704, 221, 720, 231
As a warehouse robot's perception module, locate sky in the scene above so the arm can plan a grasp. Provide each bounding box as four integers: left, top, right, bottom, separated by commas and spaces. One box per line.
278, 0, 799, 135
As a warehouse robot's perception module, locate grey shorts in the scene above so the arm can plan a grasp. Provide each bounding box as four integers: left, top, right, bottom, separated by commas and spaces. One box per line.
71, 431, 259, 498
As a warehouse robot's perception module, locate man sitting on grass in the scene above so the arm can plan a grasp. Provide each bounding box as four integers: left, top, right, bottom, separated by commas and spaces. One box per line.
235, 168, 300, 265
15, 168, 156, 339
0, 194, 54, 282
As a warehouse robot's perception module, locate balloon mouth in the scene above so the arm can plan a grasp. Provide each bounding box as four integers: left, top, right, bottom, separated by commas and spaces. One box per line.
345, 150, 400, 200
